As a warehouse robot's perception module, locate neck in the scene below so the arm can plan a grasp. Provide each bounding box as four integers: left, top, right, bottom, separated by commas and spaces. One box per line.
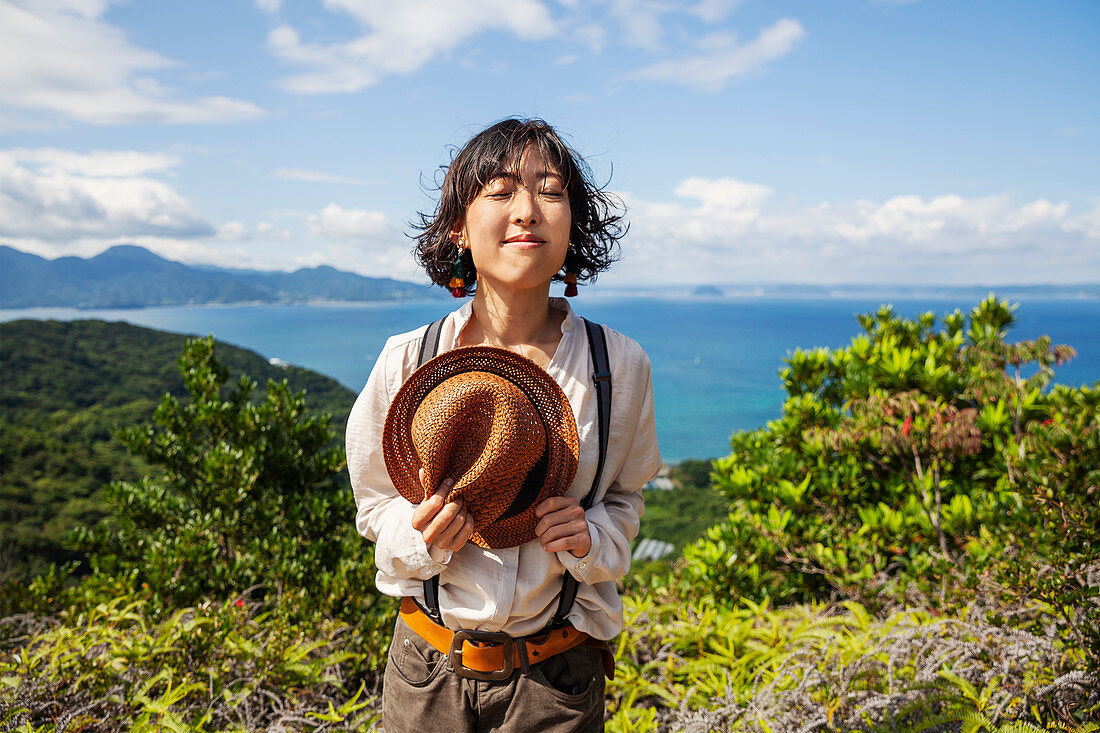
469, 280, 554, 346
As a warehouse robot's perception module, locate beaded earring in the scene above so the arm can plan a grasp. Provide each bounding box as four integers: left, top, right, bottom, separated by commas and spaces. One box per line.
449, 234, 470, 298
563, 244, 579, 298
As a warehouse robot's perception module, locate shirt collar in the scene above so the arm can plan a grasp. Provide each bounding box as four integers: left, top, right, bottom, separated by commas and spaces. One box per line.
447, 296, 578, 346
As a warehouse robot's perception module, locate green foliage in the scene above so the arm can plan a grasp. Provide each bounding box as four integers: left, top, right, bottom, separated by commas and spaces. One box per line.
2, 335, 395, 728
61, 336, 370, 619
0, 594, 381, 731
0, 319, 354, 584
679, 296, 1099, 664
606, 592, 1097, 732
633, 460, 726, 553
5, 300, 1098, 731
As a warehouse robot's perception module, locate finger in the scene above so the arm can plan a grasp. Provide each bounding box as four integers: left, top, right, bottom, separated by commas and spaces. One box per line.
431, 508, 464, 549
534, 506, 585, 538
541, 531, 590, 556
458, 514, 477, 545
410, 494, 444, 531
434, 504, 472, 550
410, 477, 456, 530
421, 499, 464, 544
415, 493, 459, 539
445, 512, 477, 551
431, 477, 455, 500
534, 496, 578, 518
537, 519, 587, 546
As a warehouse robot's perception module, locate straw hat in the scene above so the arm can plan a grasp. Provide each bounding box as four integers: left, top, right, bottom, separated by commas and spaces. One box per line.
382, 345, 579, 549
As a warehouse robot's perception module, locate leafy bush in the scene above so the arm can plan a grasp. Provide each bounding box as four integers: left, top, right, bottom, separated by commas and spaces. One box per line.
0, 319, 355, 585
606, 592, 1098, 732
63, 337, 381, 622
0, 594, 380, 731
680, 297, 1099, 662
2, 337, 397, 728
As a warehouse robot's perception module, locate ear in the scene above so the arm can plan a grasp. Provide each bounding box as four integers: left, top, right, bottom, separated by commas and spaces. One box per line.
449, 225, 465, 249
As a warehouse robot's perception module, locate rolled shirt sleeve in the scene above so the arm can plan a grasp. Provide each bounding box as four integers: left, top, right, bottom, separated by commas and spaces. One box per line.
347, 333, 452, 582
556, 348, 662, 585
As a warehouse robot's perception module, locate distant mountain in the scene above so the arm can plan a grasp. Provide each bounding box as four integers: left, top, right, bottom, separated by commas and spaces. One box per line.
0, 245, 438, 308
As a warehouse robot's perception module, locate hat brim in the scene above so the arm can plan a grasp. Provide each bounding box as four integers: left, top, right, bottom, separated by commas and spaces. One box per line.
382, 345, 579, 549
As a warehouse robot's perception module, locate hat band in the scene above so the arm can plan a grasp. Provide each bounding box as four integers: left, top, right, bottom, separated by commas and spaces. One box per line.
496, 449, 549, 521
481, 369, 552, 523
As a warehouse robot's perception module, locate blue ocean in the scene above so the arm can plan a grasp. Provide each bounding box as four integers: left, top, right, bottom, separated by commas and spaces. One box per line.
3, 296, 1098, 462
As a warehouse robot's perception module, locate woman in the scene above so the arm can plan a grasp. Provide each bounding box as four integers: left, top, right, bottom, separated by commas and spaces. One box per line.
346, 118, 661, 732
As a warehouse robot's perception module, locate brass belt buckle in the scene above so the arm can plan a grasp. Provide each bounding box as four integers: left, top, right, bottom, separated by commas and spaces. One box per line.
449, 629, 515, 681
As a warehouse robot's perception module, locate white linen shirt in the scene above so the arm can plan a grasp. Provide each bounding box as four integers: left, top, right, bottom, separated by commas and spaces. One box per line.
346, 297, 662, 640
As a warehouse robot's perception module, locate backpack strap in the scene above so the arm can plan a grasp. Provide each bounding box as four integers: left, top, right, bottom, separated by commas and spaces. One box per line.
412, 314, 612, 632
417, 316, 445, 369
417, 317, 448, 625
548, 317, 611, 629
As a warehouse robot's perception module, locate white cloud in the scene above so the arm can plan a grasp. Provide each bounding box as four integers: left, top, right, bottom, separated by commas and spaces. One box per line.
618, 177, 1100, 284
217, 220, 293, 241
7, 148, 180, 177
0, 0, 262, 127
632, 17, 806, 91
3, 236, 262, 271
272, 167, 375, 185
256, 222, 292, 240
268, 0, 557, 94
216, 221, 249, 240
299, 204, 423, 280
573, 23, 606, 53
607, 0, 666, 50
691, 0, 744, 23
0, 148, 212, 241
306, 203, 393, 241
1064, 201, 1100, 240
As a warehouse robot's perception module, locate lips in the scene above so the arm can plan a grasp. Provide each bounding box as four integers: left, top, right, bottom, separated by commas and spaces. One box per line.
503, 234, 544, 244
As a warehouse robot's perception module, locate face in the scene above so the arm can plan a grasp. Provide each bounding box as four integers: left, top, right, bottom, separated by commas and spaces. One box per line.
454, 145, 572, 295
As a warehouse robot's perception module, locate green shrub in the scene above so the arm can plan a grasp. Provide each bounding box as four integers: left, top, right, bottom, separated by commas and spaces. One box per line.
59, 336, 389, 631
0, 594, 381, 731
680, 297, 1098, 662
607, 592, 1098, 732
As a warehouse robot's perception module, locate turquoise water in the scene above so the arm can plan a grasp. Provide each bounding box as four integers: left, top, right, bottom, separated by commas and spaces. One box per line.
4, 297, 1098, 462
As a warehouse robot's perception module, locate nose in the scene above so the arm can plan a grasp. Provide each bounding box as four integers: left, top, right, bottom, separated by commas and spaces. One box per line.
511, 189, 539, 226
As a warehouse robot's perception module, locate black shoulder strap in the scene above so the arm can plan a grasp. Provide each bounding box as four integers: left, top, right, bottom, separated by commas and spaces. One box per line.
418, 317, 447, 625
414, 315, 612, 631
418, 316, 445, 368
549, 317, 611, 628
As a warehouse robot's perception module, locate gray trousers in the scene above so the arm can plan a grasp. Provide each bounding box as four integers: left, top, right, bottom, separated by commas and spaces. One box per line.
381, 616, 606, 732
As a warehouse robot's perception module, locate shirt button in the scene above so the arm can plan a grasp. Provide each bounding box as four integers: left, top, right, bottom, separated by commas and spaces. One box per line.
577, 561, 587, 570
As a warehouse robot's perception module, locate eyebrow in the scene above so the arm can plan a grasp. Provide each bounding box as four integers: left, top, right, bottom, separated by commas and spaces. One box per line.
486, 170, 564, 185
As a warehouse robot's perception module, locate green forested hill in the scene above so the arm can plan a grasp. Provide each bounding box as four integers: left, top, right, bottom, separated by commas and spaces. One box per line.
0, 319, 356, 581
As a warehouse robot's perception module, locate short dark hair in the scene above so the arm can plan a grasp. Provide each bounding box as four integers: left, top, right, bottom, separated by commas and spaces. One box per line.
412, 118, 625, 292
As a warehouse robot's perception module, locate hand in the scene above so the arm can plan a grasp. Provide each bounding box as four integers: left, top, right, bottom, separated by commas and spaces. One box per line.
410, 470, 476, 551
534, 495, 591, 558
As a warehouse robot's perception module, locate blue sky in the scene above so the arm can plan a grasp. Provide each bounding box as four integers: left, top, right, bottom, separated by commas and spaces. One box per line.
1, 0, 1097, 286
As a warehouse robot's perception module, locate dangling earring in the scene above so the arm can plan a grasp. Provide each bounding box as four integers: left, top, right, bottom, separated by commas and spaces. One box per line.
563, 243, 579, 298
449, 234, 470, 298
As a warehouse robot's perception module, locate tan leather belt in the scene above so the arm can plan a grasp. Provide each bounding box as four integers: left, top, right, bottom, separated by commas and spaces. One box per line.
399, 597, 613, 681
